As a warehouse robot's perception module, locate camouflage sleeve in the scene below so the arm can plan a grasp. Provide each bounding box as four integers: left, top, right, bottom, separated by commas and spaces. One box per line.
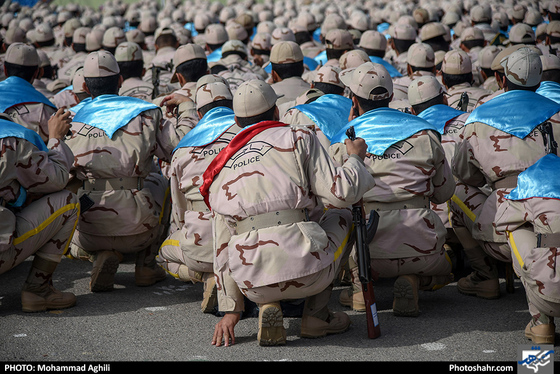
428, 131, 455, 204
300, 129, 375, 208
16, 137, 74, 194
452, 123, 487, 187
153, 109, 193, 163
212, 212, 245, 313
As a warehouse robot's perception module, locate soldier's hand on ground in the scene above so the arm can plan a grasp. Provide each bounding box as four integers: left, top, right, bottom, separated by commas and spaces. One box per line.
211, 312, 241, 347
48, 108, 72, 140
345, 137, 368, 160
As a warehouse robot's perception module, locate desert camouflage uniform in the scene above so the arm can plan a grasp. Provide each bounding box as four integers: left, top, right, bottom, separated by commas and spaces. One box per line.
5, 101, 56, 143
449, 112, 560, 280
65, 105, 190, 258
209, 124, 375, 311
330, 128, 455, 279
0, 127, 79, 277
495, 196, 560, 321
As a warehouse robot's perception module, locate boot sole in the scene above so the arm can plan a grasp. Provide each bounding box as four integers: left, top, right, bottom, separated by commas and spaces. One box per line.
393, 277, 419, 317
457, 284, 500, 299
258, 305, 286, 346
90, 255, 120, 292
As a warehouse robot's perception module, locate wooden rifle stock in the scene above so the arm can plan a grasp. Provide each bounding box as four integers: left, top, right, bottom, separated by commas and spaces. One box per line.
346, 126, 381, 339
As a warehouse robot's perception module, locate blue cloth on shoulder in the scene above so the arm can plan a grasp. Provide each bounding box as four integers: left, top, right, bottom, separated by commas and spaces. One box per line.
536, 80, 560, 104
330, 107, 439, 156
465, 90, 560, 138
174, 106, 235, 153
291, 94, 352, 141
506, 153, 560, 201
72, 95, 159, 138
0, 76, 56, 112
417, 104, 466, 134
0, 118, 48, 152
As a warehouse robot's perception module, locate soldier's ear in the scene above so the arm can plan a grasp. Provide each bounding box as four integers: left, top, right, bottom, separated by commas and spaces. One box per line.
82, 81, 90, 95
118, 74, 123, 88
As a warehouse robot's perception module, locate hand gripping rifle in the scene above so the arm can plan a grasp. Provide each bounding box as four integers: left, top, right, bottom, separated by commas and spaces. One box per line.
539, 121, 558, 156
346, 126, 381, 339
457, 92, 469, 112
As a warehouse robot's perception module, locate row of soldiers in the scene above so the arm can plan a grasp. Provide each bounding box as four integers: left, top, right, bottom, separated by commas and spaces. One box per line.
1, 0, 559, 347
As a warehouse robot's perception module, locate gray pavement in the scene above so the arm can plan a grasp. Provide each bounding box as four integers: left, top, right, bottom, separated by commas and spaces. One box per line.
0, 255, 558, 365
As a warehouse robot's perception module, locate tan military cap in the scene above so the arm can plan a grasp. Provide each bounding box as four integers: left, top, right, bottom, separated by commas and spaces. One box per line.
114, 42, 143, 62
83, 50, 120, 78
270, 41, 303, 64
312, 65, 344, 88
174, 43, 207, 66
196, 74, 229, 92
390, 23, 417, 41
339, 49, 370, 70
325, 29, 354, 50
508, 23, 535, 44
72, 67, 86, 94
34, 23, 54, 43
419, 22, 446, 42
511, 4, 528, 21
5, 42, 39, 66
221, 39, 247, 55
233, 80, 278, 117
73, 27, 90, 44
441, 49, 472, 75
138, 17, 157, 33
547, 21, 560, 38
296, 11, 318, 32
5, 26, 26, 45
226, 22, 248, 41
36, 49, 50, 68
102, 26, 126, 48
478, 45, 501, 69
196, 81, 233, 109
491, 44, 525, 71
171, 43, 207, 83
205, 24, 228, 45
86, 31, 102, 52
500, 47, 542, 87
359, 30, 387, 51
271, 27, 296, 45
63, 18, 81, 38
407, 42, 435, 68
339, 61, 393, 100
541, 54, 560, 71
470, 5, 491, 23
126, 29, 145, 44
408, 75, 445, 106
251, 32, 272, 50
413, 8, 430, 25
194, 13, 211, 31
460, 27, 484, 42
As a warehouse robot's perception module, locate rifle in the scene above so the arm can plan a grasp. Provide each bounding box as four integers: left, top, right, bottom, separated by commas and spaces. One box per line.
539, 121, 558, 156
151, 65, 161, 100
346, 125, 381, 339
457, 92, 469, 112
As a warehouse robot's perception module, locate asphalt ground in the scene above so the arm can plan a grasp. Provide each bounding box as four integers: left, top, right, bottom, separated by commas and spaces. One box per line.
0, 254, 558, 370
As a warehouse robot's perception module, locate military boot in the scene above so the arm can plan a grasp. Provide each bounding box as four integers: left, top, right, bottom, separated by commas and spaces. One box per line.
135, 247, 166, 287
21, 256, 76, 312
525, 319, 556, 344
90, 250, 120, 292
301, 284, 351, 338
201, 272, 218, 314
257, 302, 286, 346
338, 264, 365, 311
393, 274, 420, 317
454, 228, 500, 299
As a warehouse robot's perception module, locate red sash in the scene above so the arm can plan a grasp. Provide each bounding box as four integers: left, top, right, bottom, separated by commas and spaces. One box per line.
199, 121, 288, 209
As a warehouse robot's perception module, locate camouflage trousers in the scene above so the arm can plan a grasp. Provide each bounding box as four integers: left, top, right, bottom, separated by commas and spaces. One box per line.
508, 226, 560, 318
238, 208, 353, 305
448, 182, 511, 264
365, 247, 452, 279
0, 190, 80, 275
157, 229, 213, 280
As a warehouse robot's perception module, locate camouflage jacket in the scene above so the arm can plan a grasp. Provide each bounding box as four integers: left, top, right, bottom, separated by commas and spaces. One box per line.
210, 124, 375, 291
0, 136, 74, 252
330, 128, 455, 259
66, 105, 190, 237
